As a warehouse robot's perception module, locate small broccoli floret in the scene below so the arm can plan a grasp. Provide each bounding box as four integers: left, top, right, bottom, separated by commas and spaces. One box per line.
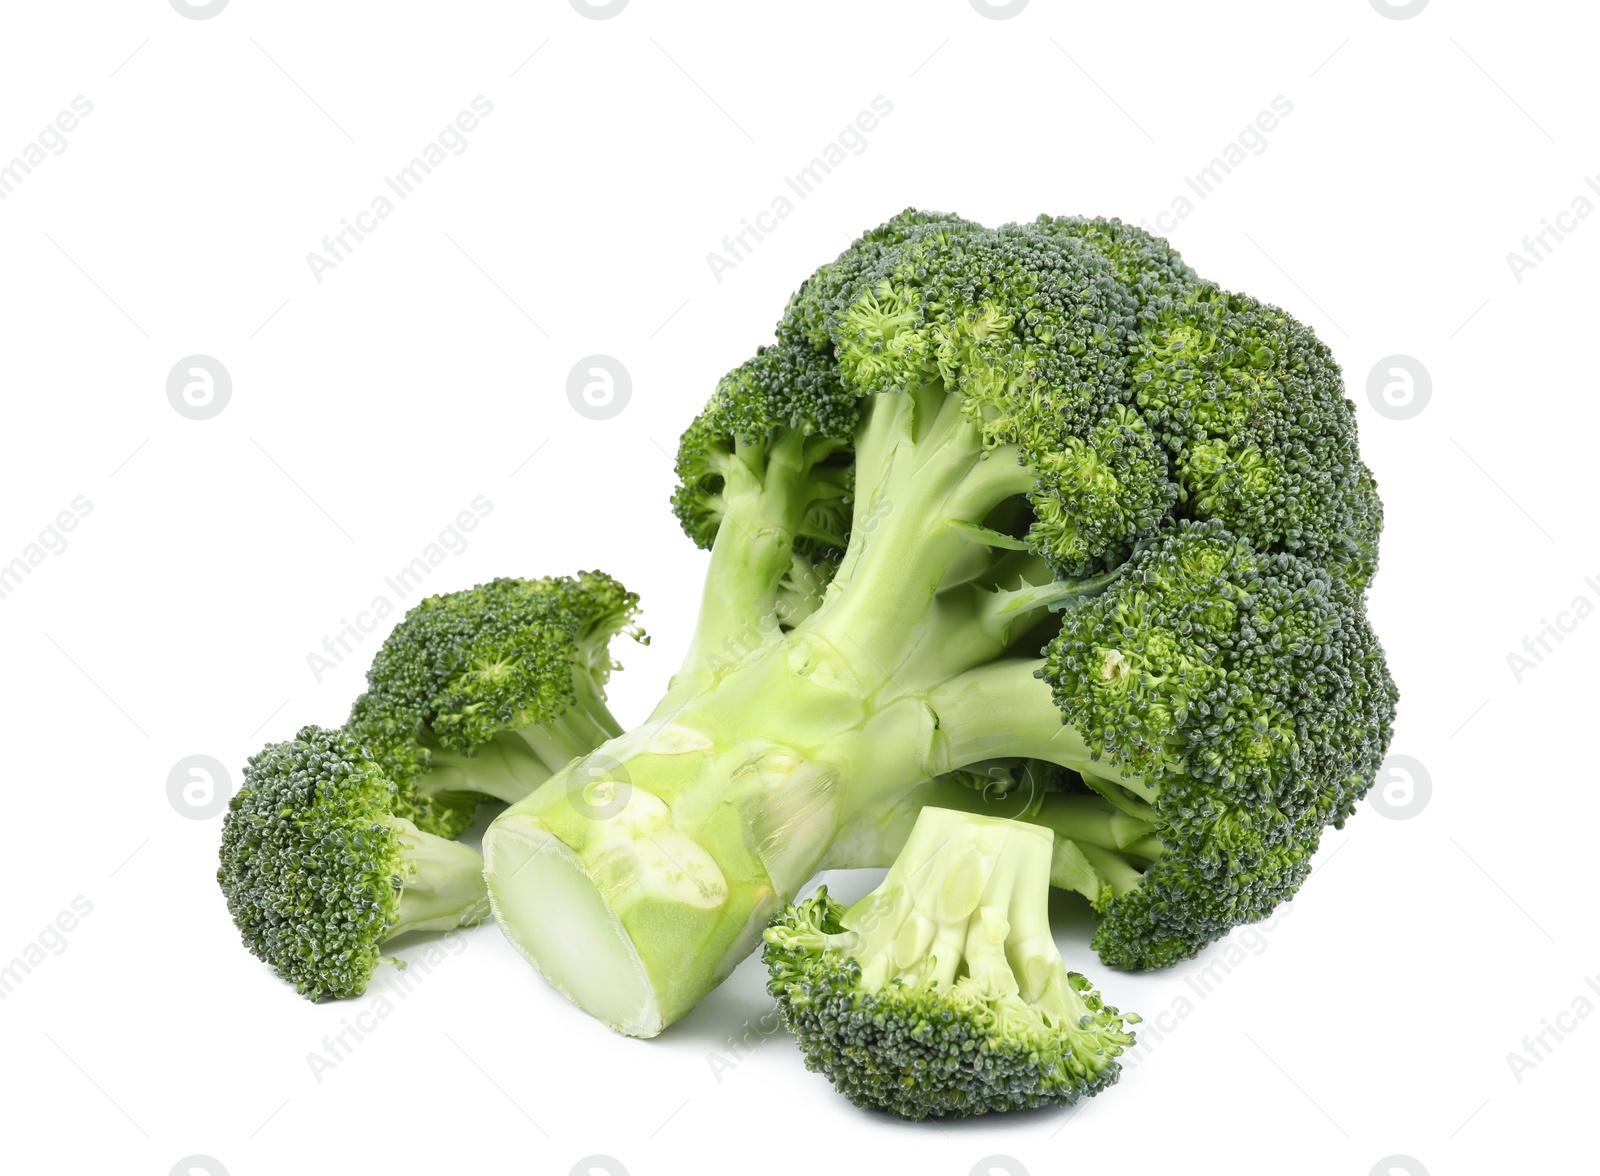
347, 572, 643, 836
217, 725, 489, 1000
764, 807, 1136, 1119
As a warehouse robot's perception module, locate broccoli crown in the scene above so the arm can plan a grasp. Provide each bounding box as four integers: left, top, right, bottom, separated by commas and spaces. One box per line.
1044, 520, 1397, 966
763, 809, 1136, 1119
678, 208, 1381, 590
347, 572, 642, 828
217, 726, 435, 1000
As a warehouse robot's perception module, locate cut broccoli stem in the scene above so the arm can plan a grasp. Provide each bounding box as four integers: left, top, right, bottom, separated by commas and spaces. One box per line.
386, 815, 492, 935
484, 396, 1157, 1035
486, 639, 957, 1034
483, 633, 1142, 1034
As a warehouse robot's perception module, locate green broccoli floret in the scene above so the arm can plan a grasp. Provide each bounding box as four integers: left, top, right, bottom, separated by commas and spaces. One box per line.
348, 572, 644, 837
764, 807, 1136, 1119
217, 725, 489, 1000
484, 211, 1396, 1036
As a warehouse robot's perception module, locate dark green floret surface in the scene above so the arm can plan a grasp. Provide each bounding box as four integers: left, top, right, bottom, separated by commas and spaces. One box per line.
766, 889, 1131, 1119
217, 726, 416, 1000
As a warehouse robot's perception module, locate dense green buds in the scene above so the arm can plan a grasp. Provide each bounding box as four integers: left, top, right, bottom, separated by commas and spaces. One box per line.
217, 726, 491, 1001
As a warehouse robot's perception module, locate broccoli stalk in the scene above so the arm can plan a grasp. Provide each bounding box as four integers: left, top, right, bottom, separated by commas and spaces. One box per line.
821, 770, 1161, 915
763, 806, 1137, 1119
419, 670, 624, 808
484, 211, 1396, 1036
384, 815, 492, 932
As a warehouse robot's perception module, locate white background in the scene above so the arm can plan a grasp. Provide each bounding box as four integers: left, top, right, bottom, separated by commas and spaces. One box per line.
0, 2, 1593, 1173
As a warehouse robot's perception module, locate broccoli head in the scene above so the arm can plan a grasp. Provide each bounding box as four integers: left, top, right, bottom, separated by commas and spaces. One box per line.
348, 572, 644, 837
217, 725, 489, 1000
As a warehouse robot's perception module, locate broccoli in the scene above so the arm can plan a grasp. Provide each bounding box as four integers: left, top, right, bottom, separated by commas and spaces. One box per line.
763, 806, 1136, 1119
820, 766, 1164, 919
483, 211, 1396, 1036
217, 725, 490, 1000
347, 572, 644, 838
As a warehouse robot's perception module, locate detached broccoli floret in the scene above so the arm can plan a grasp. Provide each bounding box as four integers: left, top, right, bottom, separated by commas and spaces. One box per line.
348, 572, 644, 837
217, 726, 489, 1000
764, 807, 1136, 1119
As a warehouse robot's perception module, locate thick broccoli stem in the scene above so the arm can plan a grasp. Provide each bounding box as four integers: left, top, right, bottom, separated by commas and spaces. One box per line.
484, 644, 1130, 1035
483, 393, 1132, 1036
486, 641, 947, 1036
385, 816, 491, 936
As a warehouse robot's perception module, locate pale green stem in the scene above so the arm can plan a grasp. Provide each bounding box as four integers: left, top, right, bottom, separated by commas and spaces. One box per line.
386, 817, 490, 936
